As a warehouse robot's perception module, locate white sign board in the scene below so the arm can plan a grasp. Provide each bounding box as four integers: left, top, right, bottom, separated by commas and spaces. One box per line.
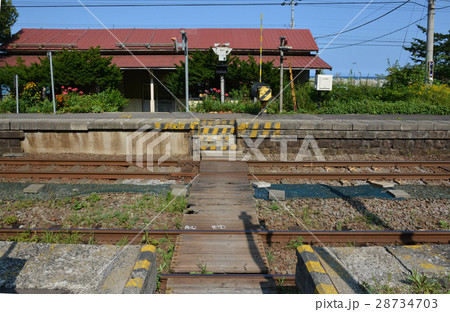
212, 46, 232, 62
315, 74, 333, 91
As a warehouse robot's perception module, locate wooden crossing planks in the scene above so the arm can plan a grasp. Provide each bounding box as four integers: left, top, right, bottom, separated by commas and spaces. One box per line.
171, 234, 268, 274
170, 161, 269, 286
166, 276, 278, 294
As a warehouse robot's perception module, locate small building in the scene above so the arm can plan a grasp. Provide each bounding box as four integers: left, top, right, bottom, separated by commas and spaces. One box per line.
0, 28, 331, 112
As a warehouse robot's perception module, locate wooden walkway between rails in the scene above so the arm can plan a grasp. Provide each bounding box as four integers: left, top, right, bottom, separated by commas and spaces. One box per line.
168, 160, 270, 293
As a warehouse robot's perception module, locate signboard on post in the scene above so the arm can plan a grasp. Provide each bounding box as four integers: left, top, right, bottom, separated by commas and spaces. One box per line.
315, 74, 333, 91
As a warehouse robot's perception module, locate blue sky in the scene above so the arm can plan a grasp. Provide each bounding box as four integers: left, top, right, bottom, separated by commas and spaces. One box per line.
9, 0, 450, 77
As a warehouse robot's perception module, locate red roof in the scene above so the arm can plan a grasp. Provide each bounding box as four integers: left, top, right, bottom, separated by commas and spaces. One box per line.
0, 54, 331, 70
3, 28, 319, 51
1, 28, 331, 70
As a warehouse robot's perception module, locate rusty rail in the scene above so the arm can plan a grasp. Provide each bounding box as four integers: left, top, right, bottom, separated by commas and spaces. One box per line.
0, 229, 448, 245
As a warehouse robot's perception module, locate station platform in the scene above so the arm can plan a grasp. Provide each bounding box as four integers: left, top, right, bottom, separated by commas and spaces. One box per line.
1, 113, 449, 157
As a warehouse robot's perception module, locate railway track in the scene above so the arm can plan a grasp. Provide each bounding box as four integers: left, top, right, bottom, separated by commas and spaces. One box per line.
1, 229, 448, 245
0, 159, 449, 180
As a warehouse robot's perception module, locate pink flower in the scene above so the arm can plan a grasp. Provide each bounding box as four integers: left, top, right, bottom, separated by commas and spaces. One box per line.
73, 88, 78, 91
213, 88, 217, 92
61, 86, 65, 89
217, 89, 221, 93
212, 96, 216, 100
79, 91, 84, 95
225, 93, 229, 97
62, 91, 68, 95
68, 87, 72, 90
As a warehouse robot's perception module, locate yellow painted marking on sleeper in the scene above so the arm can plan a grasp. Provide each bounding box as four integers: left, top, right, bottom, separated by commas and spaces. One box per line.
125, 278, 143, 288
164, 123, 171, 130
155, 122, 161, 129
274, 122, 281, 129
141, 245, 156, 253
262, 130, 269, 137
404, 245, 424, 249
134, 260, 151, 271
297, 245, 314, 253
250, 130, 258, 138
419, 262, 444, 270
264, 122, 271, 129
315, 283, 338, 294
212, 128, 219, 135
305, 261, 326, 274
252, 123, 259, 130
202, 128, 209, 135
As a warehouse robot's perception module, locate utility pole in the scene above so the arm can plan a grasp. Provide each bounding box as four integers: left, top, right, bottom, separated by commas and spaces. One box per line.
278, 36, 291, 113
47, 51, 56, 114
283, 0, 299, 29
181, 31, 189, 112
426, 0, 435, 84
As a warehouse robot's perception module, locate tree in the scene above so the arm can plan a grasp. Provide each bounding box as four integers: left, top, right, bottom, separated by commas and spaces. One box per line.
0, 0, 19, 44
0, 47, 123, 94
404, 25, 450, 82
167, 48, 279, 97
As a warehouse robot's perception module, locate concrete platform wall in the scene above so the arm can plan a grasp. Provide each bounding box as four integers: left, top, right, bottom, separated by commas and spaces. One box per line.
236, 119, 450, 156
22, 131, 190, 156
0, 114, 449, 156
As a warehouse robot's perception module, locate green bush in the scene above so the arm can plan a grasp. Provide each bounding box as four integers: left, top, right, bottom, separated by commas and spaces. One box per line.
60, 88, 128, 113
0, 96, 16, 113
321, 99, 450, 115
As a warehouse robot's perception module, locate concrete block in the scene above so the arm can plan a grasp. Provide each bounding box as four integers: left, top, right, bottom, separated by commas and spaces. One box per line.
388, 189, 411, 199
433, 122, 450, 131
0, 241, 141, 293
252, 181, 271, 188
400, 122, 418, 131
351, 122, 369, 131
298, 122, 317, 130
369, 180, 395, 188
295, 245, 338, 294
332, 123, 353, 131
170, 185, 189, 197
0, 131, 24, 139
328, 246, 410, 288
417, 122, 435, 131
123, 245, 157, 294
268, 189, 285, 201
0, 120, 11, 130
10, 120, 38, 130
23, 184, 45, 194
386, 245, 450, 278
70, 121, 90, 131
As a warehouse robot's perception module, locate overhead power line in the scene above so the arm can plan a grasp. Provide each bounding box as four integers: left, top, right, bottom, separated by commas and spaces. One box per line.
322, 16, 426, 49
315, 0, 412, 39
7, 0, 425, 8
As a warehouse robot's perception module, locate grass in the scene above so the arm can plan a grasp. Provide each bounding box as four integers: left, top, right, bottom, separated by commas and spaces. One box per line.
269, 202, 280, 211
0, 192, 188, 230
287, 236, 304, 250
438, 220, 449, 230
6, 230, 84, 244
362, 271, 450, 294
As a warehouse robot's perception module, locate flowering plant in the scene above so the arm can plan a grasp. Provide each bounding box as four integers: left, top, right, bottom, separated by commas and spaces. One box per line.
56, 86, 84, 108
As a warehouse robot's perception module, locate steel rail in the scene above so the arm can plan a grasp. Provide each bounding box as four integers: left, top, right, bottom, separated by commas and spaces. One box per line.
0, 159, 193, 166
0, 171, 447, 180
249, 172, 450, 180
0, 171, 196, 179
246, 160, 450, 167
0, 229, 448, 245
